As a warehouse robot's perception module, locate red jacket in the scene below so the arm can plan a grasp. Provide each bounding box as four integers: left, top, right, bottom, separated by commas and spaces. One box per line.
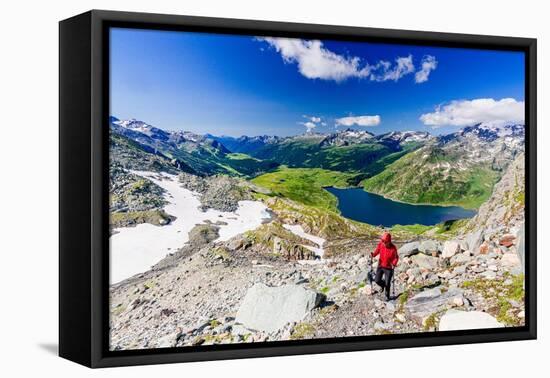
372, 234, 399, 269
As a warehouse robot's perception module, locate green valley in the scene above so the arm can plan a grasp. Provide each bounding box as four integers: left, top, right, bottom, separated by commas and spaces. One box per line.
250, 136, 419, 179
251, 167, 356, 211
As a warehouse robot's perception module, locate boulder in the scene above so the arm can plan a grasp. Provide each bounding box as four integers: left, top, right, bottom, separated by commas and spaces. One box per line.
405, 287, 464, 324
438, 310, 504, 331
227, 236, 248, 251
411, 254, 439, 270
441, 241, 461, 259
465, 230, 484, 254
399, 241, 420, 257
479, 242, 490, 255
418, 240, 441, 255
499, 234, 516, 248
236, 283, 325, 333
273, 236, 316, 260
450, 253, 471, 265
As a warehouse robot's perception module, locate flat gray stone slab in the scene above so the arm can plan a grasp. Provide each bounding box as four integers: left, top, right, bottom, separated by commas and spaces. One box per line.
439, 310, 504, 331
236, 283, 324, 333
405, 287, 463, 324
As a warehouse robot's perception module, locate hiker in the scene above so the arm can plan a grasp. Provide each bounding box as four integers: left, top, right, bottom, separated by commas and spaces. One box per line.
371, 232, 399, 301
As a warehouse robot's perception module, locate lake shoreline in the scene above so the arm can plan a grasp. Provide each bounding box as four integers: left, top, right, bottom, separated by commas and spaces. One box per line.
322, 185, 479, 210
323, 186, 476, 227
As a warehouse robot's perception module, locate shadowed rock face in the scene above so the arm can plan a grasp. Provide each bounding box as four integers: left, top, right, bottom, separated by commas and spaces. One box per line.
235, 283, 325, 333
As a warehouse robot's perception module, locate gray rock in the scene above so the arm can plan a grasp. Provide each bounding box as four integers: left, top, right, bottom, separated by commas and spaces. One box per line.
227, 236, 245, 251
418, 240, 441, 255
411, 254, 439, 270
465, 230, 484, 254
438, 310, 504, 331
399, 241, 420, 257
452, 265, 467, 275
235, 283, 325, 333
405, 287, 464, 324
441, 241, 461, 259
451, 253, 471, 265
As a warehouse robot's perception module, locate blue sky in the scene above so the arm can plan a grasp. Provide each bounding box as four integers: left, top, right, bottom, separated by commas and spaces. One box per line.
110, 28, 525, 137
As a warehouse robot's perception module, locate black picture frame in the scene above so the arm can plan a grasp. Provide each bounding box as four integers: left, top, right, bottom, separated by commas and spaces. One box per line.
59, 9, 537, 368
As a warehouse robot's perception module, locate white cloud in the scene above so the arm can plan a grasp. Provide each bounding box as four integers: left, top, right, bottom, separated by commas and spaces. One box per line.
300, 121, 318, 132
300, 115, 323, 132
370, 55, 414, 82
335, 115, 381, 127
415, 55, 438, 83
419, 98, 524, 128
258, 37, 428, 83
303, 115, 321, 123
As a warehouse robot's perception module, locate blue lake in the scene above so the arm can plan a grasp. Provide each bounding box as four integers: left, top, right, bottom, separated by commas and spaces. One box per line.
324, 187, 476, 227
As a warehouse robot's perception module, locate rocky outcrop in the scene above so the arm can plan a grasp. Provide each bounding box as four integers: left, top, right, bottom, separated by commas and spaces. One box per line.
109, 166, 175, 229
405, 287, 464, 324
441, 241, 461, 259
467, 153, 525, 234
178, 172, 253, 212
110, 166, 167, 213
246, 222, 318, 261
439, 310, 503, 331
273, 236, 317, 260
235, 283, 325, 333
418, 240, 441, 256
399, 241, 420, 257
411, 254, 439, 270
464, 229, 484, 254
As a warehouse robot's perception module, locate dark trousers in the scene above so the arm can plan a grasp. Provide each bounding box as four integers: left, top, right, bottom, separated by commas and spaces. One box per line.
375, 267, 394, 299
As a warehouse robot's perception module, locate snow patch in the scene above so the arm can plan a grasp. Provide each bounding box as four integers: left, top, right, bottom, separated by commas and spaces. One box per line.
110, 171, 270, 284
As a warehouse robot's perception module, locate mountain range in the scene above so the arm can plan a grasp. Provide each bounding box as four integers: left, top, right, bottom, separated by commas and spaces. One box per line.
110, 116, 524, 208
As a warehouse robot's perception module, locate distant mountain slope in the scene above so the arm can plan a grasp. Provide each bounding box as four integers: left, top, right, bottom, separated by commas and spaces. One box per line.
110, 117, 278, 177
362, 124, 524, 208
229, 130, 429, 178
209, 134, 281, 154
110, 131, 195, 174
111, 116, 435, 181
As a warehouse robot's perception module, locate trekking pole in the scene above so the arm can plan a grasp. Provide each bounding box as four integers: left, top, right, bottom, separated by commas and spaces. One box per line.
392, 271, 396, 298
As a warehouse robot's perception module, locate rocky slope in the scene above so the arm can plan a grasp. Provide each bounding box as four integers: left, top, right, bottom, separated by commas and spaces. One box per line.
110, 227, 524, 349
108, 117, 526, 350
109, 155, 525, 350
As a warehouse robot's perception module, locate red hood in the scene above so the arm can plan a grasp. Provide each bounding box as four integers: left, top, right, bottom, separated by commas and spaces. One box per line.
381, 232, 392, 244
